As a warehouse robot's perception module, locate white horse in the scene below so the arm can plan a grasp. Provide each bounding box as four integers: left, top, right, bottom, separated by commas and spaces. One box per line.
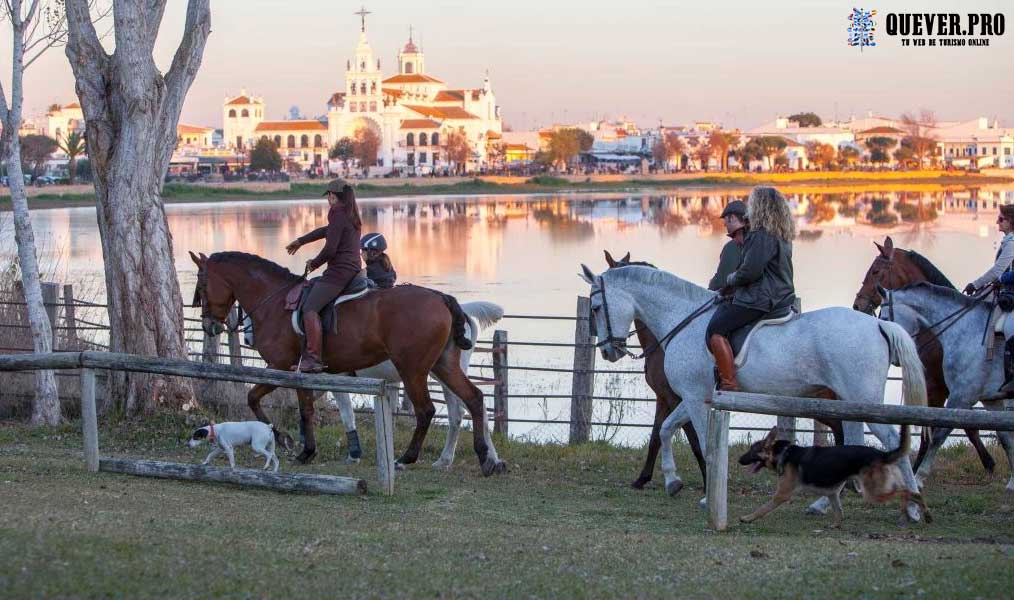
250, 301, 505, 469
880, 282, 1014, 492
580, 264, 929, 520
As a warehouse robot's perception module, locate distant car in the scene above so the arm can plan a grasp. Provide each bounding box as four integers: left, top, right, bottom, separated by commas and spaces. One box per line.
35, 175, 59, 185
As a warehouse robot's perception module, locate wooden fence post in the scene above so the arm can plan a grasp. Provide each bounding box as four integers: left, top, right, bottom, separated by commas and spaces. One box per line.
569, 296, 595, 444
492, 329, 509, 435
373, 386, 396, 495
81, 368, 99, 472
706, 407, 730, 531
63, 284, 77, 346
227, 307, 242, 367
41, 282, 59, 350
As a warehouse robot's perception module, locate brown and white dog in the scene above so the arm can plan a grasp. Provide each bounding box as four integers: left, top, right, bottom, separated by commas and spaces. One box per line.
737, 425, 931, 527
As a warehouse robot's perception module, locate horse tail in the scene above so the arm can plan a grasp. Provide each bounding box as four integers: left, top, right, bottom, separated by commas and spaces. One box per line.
877, 320, 927, 406
438, 292, 474, 351
460, 301, 504, 331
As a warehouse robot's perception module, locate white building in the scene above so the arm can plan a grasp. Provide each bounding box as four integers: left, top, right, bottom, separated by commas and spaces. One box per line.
46, 102, 84, 141
935, 117, 1014, 168
747, 116, 855, 150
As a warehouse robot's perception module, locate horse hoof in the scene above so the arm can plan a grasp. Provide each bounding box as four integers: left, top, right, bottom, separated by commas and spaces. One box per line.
492, 460, 508, 475
631, 477, 649, 490
431, 459, 452, 470
480, 457, 497, 477
344, 456, 361, 465
906, 503, 923, 523
1005, 482, 1014, 495
295, 449, 317, 465
698, 497, 708, 510
665, 478, 684, 497
394, 461, 406, 471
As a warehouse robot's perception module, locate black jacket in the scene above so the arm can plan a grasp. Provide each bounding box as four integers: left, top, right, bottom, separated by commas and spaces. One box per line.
725, 227, 795, 312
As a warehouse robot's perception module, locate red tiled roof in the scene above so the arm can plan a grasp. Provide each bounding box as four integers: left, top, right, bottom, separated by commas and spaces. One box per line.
178, 123, 214, 134
254, 120, 327, 132
64, 102, 81, 109
486, 130, 502, 139
400, 119, 441, 130
382, 73, 444, 84
859, 126, 905, 134
434, 90, 464, 102
382, 88, 404, 98
404, 105, 478, 120
226, 95, 262, 106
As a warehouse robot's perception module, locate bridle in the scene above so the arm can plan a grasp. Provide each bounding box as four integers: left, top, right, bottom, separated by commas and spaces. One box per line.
193, 267, 304, 335
589, 275, 717, 360
857, 254, 900, 315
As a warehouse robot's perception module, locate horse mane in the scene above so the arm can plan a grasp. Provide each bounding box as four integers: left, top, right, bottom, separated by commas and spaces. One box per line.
616, 259, 658, 269
897, 281, 974, 306
610, 265, 713, 303
904, 250, 956, 290
208, 252, 301, 283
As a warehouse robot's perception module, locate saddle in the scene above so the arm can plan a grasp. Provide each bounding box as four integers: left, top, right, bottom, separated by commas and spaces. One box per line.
287, 270, 373, 337
729, 306, 797, 368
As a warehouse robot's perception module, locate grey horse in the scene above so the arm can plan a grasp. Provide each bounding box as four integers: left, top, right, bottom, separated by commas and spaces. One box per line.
880, 282, 1014, 493
580, 264, 929, 520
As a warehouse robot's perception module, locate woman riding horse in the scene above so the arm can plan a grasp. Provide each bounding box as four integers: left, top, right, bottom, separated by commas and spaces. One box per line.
706, 187, 796, 391
284, 179, 363, 373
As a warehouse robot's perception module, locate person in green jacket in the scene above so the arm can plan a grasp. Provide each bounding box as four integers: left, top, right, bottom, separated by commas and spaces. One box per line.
708, 200, 749, 291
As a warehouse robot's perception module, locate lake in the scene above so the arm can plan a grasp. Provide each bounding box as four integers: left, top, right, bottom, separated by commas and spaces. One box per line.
4, 183, 1013, 445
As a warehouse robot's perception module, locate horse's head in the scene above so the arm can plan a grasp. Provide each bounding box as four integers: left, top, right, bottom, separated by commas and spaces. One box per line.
580, 263, 635, 363
190, 251, 235, 337
853, 236, 922, 314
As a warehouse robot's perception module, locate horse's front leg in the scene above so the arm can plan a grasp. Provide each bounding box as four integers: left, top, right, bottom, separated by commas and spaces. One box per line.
659, 402, 694, 497
295, 388, 318, 464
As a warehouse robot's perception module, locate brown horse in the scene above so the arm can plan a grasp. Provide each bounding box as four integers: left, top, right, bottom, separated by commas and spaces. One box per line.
852, 236, 996, 475
190, 251, 507, 476
604, 251, 843, 491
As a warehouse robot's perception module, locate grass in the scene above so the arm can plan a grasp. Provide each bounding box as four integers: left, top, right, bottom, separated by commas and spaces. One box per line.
1, 416, 1013, 598
2, 170, 1011, 211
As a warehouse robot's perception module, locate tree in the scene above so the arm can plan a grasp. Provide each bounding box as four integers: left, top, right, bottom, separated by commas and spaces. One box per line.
57, 130, 86, 184
804, 141, 836, 170
707, 129, 739, 171
329, 136, 354, 161
0, 0, 80, 425
547, 128, 593, 170
753, 136, 788, 171
788, 112, 823, 127
352, 127, 380, 171
443, 130, 471, 174
893, 141, 917, 168
693, 140, 713, 171
20, 134, 57, 178
864, 136, 897, 166
249, 136, 281, 172
651, 132, 685, 171
838, 146, 861, 169
65, 0, 211, 416
900, 110, 937, 168
288, 105, 302, 120
737, 139, 765, 171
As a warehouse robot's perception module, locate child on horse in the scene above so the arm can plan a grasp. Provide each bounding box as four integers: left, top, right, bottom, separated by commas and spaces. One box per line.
285, 179, 363, 373
361, 232, 397, 289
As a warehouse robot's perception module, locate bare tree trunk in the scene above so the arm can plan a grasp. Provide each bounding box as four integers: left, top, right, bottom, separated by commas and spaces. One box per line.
65, 0, 211, 416
1, 0, 62, 426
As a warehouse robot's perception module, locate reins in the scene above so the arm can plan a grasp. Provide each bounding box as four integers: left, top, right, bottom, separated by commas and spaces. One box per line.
880, 283, 993, 352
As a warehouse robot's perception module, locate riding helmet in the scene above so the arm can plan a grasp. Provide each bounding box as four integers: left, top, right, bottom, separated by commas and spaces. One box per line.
360, 232, 388, 252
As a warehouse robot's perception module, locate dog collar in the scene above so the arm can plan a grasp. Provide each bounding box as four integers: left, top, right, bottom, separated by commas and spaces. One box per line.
208, 423, 216, 444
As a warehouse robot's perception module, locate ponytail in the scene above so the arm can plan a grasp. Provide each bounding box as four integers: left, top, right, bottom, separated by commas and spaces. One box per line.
342, 185, 362, 228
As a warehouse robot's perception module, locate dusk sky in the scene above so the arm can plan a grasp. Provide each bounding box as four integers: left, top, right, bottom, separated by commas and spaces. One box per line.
4, 0, 1012, 130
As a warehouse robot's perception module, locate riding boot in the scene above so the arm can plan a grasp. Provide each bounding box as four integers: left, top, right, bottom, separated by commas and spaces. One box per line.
708, 334, 739, 392
999, 338, 1014, 398
293, 312, 326, 373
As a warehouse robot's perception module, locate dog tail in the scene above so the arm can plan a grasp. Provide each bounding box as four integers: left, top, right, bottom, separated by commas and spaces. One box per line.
877, 320, 927, 406
882, 423, 911, 465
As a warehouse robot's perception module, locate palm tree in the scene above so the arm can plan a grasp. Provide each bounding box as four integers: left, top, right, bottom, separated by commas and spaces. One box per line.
57, 131, 86, 185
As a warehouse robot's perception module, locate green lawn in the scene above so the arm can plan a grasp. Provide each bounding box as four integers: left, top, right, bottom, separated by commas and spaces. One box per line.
1, 417, 1012, 599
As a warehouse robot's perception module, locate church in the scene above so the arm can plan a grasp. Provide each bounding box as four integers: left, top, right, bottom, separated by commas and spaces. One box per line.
223, 9, 502, 175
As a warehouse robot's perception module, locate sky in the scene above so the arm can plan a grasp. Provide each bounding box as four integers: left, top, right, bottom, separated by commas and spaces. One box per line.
3, 0, 1013, 131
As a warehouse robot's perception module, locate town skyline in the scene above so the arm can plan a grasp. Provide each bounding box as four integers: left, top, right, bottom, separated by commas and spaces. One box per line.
2, 0, 1012, 131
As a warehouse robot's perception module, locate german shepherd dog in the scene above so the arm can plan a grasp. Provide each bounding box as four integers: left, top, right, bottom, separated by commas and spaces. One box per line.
737, 426, 931, 527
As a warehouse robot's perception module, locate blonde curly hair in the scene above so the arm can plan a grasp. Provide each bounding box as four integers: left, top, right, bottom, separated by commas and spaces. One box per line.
746, 187, 795, 242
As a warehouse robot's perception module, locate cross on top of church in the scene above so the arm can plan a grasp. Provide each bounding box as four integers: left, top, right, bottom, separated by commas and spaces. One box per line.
355, 6, 371, 32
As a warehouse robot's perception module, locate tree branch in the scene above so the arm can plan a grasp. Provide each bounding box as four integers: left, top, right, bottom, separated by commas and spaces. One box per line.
64, 0, 110, 120
157, 0, 209, 169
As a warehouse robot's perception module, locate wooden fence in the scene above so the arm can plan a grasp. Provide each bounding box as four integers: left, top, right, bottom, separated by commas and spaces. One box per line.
0, 351, 395, 495
703, 391, 1014, 531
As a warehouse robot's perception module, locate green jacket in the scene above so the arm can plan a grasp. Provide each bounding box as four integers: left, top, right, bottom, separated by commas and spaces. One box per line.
708, 240, 744, 291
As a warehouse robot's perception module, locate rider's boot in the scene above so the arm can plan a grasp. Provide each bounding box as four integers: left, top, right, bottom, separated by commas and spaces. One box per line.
998, 337, 1014, 398
292, 312, 326, 373
708, 334, 739, 392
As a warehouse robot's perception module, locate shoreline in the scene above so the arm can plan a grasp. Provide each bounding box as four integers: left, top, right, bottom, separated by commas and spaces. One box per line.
2, 171, 1012, 211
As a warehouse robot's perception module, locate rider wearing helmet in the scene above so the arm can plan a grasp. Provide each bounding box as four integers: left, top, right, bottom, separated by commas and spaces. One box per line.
708, 200, 749, 291
705, 187, 796, 391
284, 179, 363, 372
361, 232, 397, 289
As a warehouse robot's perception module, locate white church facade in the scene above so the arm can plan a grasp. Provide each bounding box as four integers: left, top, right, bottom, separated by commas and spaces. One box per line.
223, 11, 502, 174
